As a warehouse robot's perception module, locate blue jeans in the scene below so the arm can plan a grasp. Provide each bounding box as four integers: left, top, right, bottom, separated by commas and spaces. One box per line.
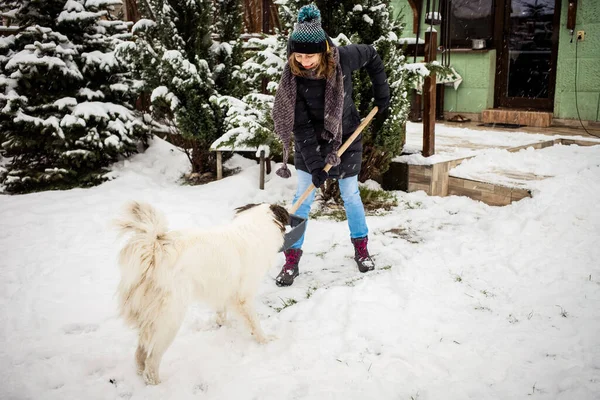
290, 170, 368, 249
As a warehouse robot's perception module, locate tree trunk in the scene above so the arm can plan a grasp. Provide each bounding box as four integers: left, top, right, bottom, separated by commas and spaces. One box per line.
243, 0, 280, 33
123, 0, 141, 22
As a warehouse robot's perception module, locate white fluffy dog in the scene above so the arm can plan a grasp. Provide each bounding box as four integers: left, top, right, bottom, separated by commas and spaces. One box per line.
114, 201, 289, 385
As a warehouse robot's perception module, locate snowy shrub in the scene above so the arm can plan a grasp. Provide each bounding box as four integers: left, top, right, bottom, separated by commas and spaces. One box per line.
116, 0, 245, 175
0, 0, 148, 193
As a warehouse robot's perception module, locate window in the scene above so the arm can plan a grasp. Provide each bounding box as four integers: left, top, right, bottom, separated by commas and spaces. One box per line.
448, 0, 495, 48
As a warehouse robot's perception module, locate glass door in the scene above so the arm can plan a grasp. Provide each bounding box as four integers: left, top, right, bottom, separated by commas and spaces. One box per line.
495, 0, 561, 110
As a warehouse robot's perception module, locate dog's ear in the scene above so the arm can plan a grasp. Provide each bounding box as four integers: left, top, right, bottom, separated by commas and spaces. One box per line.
235, 203, 260, 215
269, 204, 289, 232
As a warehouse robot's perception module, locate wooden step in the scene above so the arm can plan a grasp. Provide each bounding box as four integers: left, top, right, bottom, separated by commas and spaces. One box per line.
447, 176, 531, 206
482, 109, 552, 128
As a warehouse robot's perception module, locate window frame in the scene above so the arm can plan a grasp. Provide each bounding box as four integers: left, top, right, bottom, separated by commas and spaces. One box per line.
442, 0, 496, 50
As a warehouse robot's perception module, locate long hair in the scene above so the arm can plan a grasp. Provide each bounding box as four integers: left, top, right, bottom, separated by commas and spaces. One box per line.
289, 49, 335, 79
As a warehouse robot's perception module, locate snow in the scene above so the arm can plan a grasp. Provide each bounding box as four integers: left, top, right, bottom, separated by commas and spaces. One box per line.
1, 124, 600, 399
54, 97, 78, 110
14, 111, 65, 138
210, 126, 258, 151
450, 144, 600, 190
151, 86, 180, 111
163, 50, 198, 76
78, 88, 105, 100
65, 0, 85, 12
85, 0, 123, 8
394, 122, 600, 165
0, 90, 26, 113
212, 41, 232, 56
110, 83, 129, 92
72, 102, 137, 122
60, 114, 86, 128
0, 35, 16, 50
5, 49, 84, 80
81, 50, 119, 70
131, 19, 156, 34
57, 9, 106, 23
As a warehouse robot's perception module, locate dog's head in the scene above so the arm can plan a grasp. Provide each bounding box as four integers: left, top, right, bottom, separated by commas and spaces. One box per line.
234, 203, 290, 233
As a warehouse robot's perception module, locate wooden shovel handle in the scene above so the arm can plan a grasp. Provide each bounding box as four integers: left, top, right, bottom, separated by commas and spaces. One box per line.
289, 106, 379, 214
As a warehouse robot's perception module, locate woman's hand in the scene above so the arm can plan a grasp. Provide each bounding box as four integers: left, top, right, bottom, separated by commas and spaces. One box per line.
372, 107, 390, 142
311, 169, 329, 188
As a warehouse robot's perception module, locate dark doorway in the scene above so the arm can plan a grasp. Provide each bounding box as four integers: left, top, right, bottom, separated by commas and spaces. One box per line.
494, 0, 561, 110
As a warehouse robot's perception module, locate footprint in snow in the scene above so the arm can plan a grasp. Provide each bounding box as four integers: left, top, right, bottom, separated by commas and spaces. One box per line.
63, 323, 99, 335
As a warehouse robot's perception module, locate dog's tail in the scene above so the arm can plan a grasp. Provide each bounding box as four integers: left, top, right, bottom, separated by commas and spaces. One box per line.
114, 201, 179, 330
114, 200, 169, 241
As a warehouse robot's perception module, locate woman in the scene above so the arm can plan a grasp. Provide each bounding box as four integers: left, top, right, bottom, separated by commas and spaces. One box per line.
273, 4, 390, 287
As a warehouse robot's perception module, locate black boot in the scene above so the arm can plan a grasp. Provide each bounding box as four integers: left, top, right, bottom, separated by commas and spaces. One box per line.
351, 236, 375, 273
276, 248, 302, 286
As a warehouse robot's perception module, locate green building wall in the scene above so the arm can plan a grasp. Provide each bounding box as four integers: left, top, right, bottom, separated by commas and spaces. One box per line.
390, 0, 600, 122
554, 0, 600, 121
441, 51, 495, 114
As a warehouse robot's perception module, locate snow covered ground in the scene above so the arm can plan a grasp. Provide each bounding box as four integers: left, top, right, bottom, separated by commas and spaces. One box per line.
1, 126, 600, 400
398, 121, 600, 165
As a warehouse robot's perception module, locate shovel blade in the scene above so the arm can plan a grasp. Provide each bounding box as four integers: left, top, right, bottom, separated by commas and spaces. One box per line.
281, 214, 307, 252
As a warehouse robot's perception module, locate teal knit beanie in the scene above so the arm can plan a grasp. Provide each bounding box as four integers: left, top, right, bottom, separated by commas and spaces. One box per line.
290, 4, 328, 54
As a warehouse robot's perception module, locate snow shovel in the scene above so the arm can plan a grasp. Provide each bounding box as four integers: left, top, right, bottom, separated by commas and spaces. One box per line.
281, 106, 380, 251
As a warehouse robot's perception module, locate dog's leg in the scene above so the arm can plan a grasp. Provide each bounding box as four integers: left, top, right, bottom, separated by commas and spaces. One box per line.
234, 299, 274, 344
135, 343, 147, 375
141, 304, 186, 385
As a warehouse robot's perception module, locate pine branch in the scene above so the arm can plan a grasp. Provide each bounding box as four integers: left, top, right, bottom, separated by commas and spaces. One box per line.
139, 0, 156, 20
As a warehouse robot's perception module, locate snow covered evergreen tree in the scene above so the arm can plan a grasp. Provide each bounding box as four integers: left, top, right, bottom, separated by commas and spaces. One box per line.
0, 0, 148, 193
213, 0, 245, 98
117, 0, 245, 175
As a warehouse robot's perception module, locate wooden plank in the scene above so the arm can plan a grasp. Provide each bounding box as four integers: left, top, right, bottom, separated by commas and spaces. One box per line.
560, 138, 599, 147
431, 163, 449, 196
410, 164, 433, 177
408, 183, 431, 193
448, 177, 465, 189
448, 187, 483, 201
481, 192, 511, 207
259, 150, 265, 190
216, 151, 223, 180
422, 30, 437, 157
511, 189, 532, 201
410, 173, 431, 185
506, 140, 555, 153
462, 179, 496, 193
492, 184, 514, 197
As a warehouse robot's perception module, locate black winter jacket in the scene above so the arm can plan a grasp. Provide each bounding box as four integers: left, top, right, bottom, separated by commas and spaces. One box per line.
293, 44, 390, 179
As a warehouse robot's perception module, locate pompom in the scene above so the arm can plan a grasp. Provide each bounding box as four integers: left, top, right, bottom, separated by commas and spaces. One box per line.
276, 165, 292, 179
298, 4, 321, 23
326, 152, 340, 167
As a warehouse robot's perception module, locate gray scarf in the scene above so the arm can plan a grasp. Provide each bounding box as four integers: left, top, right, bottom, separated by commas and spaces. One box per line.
272, 47, 344, 178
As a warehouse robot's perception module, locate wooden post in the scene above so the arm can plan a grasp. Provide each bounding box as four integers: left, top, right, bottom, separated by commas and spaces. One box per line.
409, 89, 423, 122
216, 151, 223, 180
423, 30, 437, 157
259, 150, 265, 190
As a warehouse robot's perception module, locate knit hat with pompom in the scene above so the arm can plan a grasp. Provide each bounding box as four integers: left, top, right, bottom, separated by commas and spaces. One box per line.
290, 4, 328, 54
